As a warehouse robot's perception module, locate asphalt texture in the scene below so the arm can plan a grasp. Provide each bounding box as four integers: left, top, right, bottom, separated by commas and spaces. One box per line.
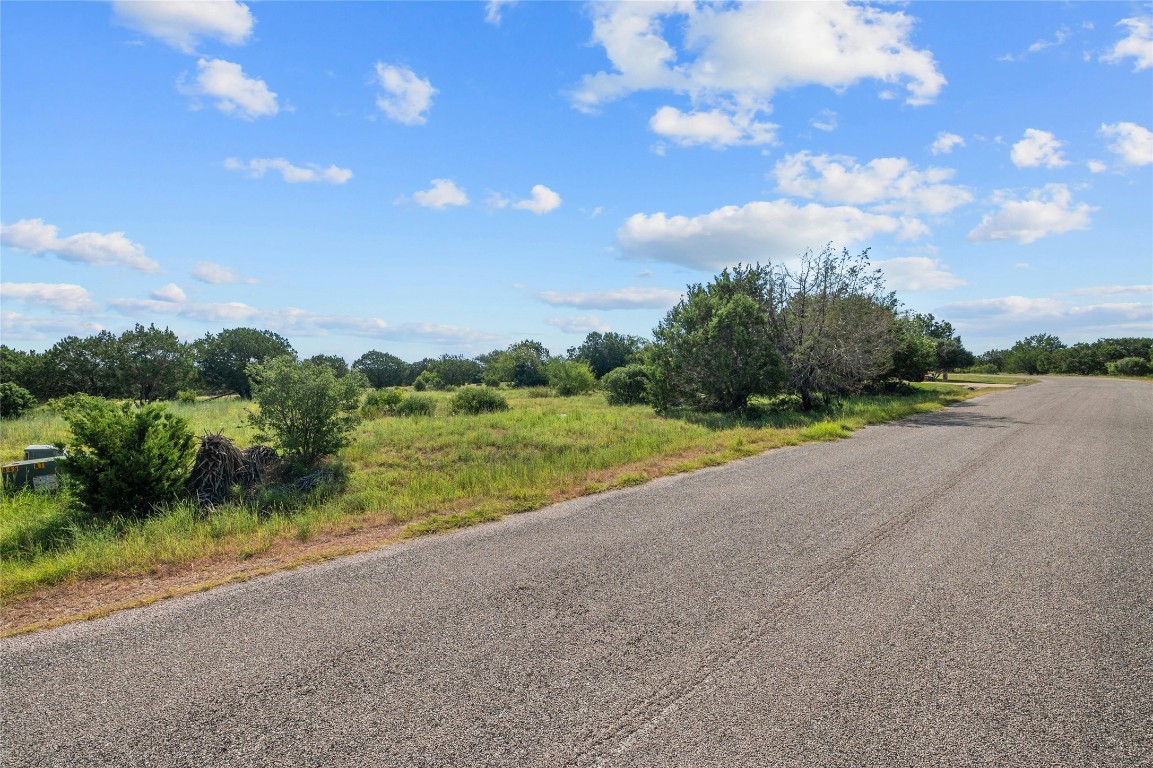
3, 376, 1151, 767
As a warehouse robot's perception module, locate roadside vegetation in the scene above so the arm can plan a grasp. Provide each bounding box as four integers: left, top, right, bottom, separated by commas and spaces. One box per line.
1, 384, 987, 599
3, 243, 1139, 608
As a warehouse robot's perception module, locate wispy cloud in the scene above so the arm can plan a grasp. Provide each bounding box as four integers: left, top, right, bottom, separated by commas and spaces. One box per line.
536, 287, 683, 309
224, 157, 353, 184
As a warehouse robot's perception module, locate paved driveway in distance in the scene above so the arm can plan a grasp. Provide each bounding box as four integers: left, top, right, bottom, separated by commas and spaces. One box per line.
3, 376, 1151, 767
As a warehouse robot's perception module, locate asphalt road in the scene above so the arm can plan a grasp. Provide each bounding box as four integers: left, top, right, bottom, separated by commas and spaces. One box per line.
3, 377, 1151, 767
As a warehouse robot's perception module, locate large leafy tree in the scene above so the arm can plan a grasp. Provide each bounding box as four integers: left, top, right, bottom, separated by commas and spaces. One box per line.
428, 354, 483, 386
567, 332, 647, 379
648, 264, 783, 413
117, 324, 196, 402
1003, 334, 1065, 375
765, 246, 898, 409
306, 354, 350, 378
195, 328, 296, 398
42, 331, 123, 399
0, 346, 48, 399
352, 350, 409, 388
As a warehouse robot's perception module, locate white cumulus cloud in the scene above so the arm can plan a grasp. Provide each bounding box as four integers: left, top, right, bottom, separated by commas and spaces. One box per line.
410, 179, 469, 209
224, 157, 353, 184
182, 58, 278, 119
1100, 121, 1153, 166
375, 63, 436, 125
618, 200, 926, 271
112, 0, 254, 53
1, 218, 159, 272
150, 283, 188, 303
1010, 129, 1069, 168
0, 282, 98, 313
536, 287, 683, 309
572, 2, 945, 147
650, 106, 778, 148
191, 261, 258, 285
1102, 15, 1153, 71
930, 132, 965, 155
513, 184, 562, 214
873, 257, 966, 292
772, 151, 974, 215
968, 184, 1095, 244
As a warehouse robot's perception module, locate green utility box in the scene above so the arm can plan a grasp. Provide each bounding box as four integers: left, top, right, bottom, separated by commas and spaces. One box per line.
2, 445, 65, 492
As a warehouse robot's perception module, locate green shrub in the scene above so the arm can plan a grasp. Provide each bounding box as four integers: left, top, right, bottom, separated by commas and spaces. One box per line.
963, 363, 999, 375
0, 381, 36, 419
546, 360, 597, 396
412, 370, 446, 392
601, 364, 650, 406
361, 388, 405, 418
1107, 357, 1151, 376
396, 394, 436, 417
176, 389, 199, 404
449, 386, 510, 415
59, 399, 196, 520
247, 357, 367, 469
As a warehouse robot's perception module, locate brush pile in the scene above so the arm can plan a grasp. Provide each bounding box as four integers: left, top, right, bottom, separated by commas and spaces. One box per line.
189, 432, 282, 508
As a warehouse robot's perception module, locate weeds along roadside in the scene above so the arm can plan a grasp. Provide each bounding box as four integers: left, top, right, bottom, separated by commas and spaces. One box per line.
1, 384, 990, 600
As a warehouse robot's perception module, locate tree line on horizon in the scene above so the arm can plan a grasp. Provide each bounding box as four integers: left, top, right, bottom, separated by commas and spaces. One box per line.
2, 245, 1149, 419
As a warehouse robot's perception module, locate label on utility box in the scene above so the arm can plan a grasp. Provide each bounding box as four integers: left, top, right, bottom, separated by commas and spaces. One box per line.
32, 474, 59, 491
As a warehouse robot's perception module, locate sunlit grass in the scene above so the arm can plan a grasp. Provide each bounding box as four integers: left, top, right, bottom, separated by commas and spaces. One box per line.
1, 384, 985, 599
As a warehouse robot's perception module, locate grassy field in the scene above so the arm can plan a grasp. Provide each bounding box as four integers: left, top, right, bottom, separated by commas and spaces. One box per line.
1, 384, 988, 600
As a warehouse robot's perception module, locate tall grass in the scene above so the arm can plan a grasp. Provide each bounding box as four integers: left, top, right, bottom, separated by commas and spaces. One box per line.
1, 385, 983, 599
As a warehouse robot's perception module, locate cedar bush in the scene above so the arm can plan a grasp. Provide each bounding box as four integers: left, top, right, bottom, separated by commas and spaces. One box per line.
59, 399, 196, 520
449, 386, 510, 415
601, 364, 651, 406
395, 394, 436, 417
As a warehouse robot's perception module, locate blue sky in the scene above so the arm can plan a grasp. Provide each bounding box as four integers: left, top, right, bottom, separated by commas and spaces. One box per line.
2, 1, 1151, 361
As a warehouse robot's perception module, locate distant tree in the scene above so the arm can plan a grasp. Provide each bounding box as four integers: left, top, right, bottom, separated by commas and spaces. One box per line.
1107, 357, 1151, 376
1, 346, 47, 398
567, 332, 647, 379
42, 332, 123, 399
117, 324, 196, 403
428, 354, 483, 386
306, 354, 350, 378
888, 315, 938, 382
648, 264, 784, 413
412, 369, 447, 391
246, 358, 367, 469
1003, 334, 1065, 374
901, 313, 974, 380
765, 246, 897, 409
976, 348, 1009, 373
0, 381, 37, 419
352, 350, 409, 388
404, 358, 435, 386
195, 328, 296, 398
1052, 343, 1107, 376
481, 340, 551, 388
